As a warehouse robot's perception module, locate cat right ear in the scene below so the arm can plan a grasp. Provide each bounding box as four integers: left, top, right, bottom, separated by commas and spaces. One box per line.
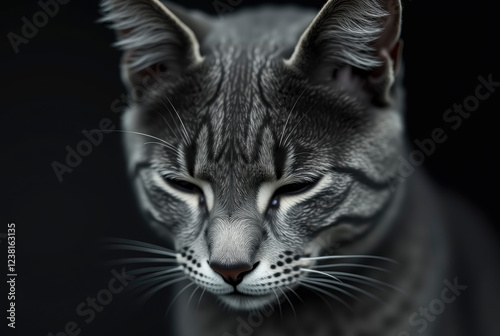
285, 0, 402, 106
100, 0, 208, 90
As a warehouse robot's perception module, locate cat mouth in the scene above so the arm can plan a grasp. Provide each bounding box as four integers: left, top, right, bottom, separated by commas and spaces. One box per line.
220, 291, 276, 310
228, 291, 254, 297
226, 290, 270, 298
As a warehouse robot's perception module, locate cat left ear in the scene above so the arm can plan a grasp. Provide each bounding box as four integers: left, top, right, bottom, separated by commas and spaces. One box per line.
285, 0, 403, 105
100, 0, 206, 90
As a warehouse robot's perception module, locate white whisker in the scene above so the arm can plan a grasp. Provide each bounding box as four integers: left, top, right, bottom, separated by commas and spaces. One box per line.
98, 237, 177, 254
108, 257, 177, 266
165, 282, 196, 317
129, 266, 182, 276
300, 283, 335, 314
300, 281, 353, 312
143, 142, 182, 157
301, 278, 360, 303
271, 288, 282, 320
129, 272, 183, 292
302, 255, 397, 264
132, 267, 183, 284
324, 271, 405, 294
137, 276, 189, 305
185, 285, 200, 313
285, 286, 304, 303
161, 92, 190, 144
279, 88, 307, 146
332, 275, 388, 292
304, 277, 385, 304
282, 102, 316, 146
105, 130, 178, 152
197, 288, 206, 312
301, 268, 342, 283
103, 244, 178, 258
278, 287, 296, 321
312, 263, 391, 273
155, 110, 181, 142
158, 98, 186, 145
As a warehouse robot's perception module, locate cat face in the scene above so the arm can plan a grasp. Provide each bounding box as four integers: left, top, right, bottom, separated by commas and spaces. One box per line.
102, 0, 403, 309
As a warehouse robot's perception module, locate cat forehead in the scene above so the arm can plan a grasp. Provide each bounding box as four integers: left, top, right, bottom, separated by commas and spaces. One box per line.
202, 6, 316, 51
146, 78, 364, 183
144, 54, 367, 158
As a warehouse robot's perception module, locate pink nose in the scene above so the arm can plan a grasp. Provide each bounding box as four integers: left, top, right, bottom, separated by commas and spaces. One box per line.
210, 263, 254, 286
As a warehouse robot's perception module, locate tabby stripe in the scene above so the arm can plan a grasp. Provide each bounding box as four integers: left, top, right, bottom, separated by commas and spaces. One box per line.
325, 181, 355, 213
327, 188, 396, 230
332, 166, 394, 191
134, 175, 170, 227
132, 161, 151, 178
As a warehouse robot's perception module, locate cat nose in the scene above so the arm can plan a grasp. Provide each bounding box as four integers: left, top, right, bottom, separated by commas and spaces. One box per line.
209, 262, 258, 286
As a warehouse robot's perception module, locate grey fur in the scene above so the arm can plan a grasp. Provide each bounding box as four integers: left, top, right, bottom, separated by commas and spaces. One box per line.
101, 1, 500, 335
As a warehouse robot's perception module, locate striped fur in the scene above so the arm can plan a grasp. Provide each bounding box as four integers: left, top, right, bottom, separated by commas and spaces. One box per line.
101, 0, 413, 330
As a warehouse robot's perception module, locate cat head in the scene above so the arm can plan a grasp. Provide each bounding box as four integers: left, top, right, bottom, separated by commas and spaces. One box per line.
101, 0, 404, 310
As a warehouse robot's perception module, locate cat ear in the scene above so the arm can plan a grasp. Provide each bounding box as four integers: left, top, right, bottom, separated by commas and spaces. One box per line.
285, 0, 403, 105
100, 0, 207, 89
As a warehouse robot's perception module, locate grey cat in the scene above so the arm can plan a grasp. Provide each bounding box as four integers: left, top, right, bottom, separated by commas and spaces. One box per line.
100, 0, 500, 335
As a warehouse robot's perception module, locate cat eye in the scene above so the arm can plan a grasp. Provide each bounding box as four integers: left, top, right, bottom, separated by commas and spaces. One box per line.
274, 181, 317, 196
165, 178, 202, 194
268, 180, 319, 210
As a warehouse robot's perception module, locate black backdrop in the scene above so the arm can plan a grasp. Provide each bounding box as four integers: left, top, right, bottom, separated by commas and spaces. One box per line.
1, 0, 499, 335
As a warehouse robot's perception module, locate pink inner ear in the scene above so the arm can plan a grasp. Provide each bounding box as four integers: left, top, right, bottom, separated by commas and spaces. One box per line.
374, 0, 402, 74
389, 40, 403, 74
371, 39, 403, 79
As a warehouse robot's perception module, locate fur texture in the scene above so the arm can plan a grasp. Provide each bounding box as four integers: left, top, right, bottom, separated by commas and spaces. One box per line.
100, 1, 500, 335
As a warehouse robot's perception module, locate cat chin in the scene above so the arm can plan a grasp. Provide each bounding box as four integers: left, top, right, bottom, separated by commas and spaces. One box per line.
218, 292, 276, 311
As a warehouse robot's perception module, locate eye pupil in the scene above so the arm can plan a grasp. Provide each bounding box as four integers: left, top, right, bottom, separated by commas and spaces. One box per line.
270, 198, 279, 208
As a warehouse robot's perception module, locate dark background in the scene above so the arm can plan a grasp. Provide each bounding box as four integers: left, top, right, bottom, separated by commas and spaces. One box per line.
1, 0, 499, 335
